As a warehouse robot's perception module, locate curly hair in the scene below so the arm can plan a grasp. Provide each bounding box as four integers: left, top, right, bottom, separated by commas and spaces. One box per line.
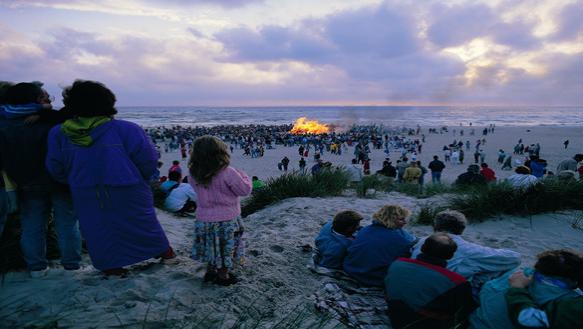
62, 80, 117, 117
188, 135, 230, 187
434, 210, 467, 235
372, 205, 410, 229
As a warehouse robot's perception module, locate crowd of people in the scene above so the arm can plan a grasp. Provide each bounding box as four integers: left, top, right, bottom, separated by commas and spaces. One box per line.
313, 207, 583, 329
1, 79, 582, 328
0, 80, 251, 283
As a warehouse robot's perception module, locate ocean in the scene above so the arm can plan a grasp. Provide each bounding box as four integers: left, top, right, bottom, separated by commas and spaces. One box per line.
116, 106, 583, 127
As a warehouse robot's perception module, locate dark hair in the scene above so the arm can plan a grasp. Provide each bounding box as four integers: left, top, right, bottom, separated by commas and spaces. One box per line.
62, 80, 117, 117
4, 82, 44, 105
168, 171, 182, 182
481, 163, 488, 168
421, 233, 457, 260
574, 154, 583, 162
332, 210, 363, 235
252, 176, 258, 180
433, 155, 438, 160
172, 160, 180, 165
0, 81, 15, 104
535, 250, 583, 284
433, 210, 467, 235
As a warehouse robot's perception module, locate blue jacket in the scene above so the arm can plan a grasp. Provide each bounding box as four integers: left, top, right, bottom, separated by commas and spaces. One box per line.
530, 161, 546, 178
343, 221, 415, 286
46, 119, 157, 187
314, 222, 353, 269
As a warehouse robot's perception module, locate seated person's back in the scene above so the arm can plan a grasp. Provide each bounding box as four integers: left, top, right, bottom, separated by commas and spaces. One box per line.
385, 233, 476, 329
162, 171, 197, 213
343, 205, 415, 286
314, 210, 362, 269
411, 210, 520, 285
470, 249, 583, 329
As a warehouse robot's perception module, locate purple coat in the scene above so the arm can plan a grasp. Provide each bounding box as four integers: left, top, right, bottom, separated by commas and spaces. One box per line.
46, 119, 169, 270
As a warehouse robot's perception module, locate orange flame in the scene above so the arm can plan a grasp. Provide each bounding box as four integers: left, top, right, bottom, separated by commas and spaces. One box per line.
290, 117, 330, 134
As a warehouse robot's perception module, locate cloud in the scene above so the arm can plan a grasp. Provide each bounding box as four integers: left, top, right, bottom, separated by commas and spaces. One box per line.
552, 1, 583, 41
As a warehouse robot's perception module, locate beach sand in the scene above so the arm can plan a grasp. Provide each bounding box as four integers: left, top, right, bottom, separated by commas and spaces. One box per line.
0, 125, 582, 328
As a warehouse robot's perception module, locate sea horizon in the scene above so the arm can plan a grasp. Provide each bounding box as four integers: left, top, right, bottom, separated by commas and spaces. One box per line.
115, 105, 583, 128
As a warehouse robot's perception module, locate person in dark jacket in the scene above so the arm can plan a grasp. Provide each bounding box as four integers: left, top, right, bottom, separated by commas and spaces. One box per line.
428, 155, 446, 183
456, 164, 487, 186
385, 233, 476, 329
45, 80, 175, 276
0, 82, 81, 276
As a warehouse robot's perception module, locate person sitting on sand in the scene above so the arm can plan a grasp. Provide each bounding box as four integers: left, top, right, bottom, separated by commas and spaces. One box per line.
480, 163, 497, 182
385, 233, 476, 329
468, 249, 583, 329
505, 165, 539, 190
456, 164, 487, 186
188, 135, 252, 286
161, 171, 197, 215
343, 205, 416, 287
313, 210, 363, 270
46, 80, 176, 276
346, 159, 363, 185
168, 160, 182, 176
412, 210, 520, 293
556, 154, 583, 174
251, 176, 265, 191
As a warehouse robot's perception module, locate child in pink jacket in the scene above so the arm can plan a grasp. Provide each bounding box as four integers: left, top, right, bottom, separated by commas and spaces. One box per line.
188, 136, 252, 286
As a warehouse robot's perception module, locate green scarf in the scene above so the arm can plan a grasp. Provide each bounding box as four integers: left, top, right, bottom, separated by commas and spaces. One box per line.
61, 116, 112, 147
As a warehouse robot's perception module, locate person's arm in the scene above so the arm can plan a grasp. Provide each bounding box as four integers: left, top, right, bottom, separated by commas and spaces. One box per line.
226, 167, 252, 196
45, 127, 69, 184
505, 272, 549, 328
123, 123, 158, 180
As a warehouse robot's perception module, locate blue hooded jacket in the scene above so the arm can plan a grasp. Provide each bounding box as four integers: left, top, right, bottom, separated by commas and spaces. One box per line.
314, 222, 353, 269
343, 221, 415, 286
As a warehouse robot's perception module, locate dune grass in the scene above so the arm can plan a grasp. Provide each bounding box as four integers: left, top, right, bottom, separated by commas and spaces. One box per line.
242, 169, 350, 217
447, 179, 583, 222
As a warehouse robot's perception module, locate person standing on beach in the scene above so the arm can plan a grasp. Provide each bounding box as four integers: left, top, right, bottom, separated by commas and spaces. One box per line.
281, 156, 290, 172
564, 140, 569, 149
428, 155, 445, 183
0, 82, 81, 276
188, 135, 252, 285
46, 80, 176, 276
299, 157, 306, 171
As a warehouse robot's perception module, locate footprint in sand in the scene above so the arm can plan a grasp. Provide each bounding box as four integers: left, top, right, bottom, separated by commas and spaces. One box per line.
270, 245, 284, 253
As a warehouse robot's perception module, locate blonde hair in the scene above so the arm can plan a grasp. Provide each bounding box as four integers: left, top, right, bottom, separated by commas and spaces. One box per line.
373, 205, 410, 228
188, 135, 230, 186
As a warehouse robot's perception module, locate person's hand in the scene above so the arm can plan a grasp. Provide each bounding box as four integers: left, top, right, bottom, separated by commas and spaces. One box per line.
509, 271, 533, 288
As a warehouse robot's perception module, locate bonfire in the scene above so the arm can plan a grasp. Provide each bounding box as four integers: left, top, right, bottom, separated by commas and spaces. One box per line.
289, 117, 330, 134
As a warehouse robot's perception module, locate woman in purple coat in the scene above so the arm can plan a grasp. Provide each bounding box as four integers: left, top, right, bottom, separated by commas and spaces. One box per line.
46, 80, 175, 275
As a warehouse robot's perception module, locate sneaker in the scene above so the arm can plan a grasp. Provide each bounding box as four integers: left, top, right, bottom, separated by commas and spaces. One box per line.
30, 268, 49, 278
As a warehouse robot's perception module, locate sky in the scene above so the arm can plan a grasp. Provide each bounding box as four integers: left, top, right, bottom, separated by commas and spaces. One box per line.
1, 0, 582, 106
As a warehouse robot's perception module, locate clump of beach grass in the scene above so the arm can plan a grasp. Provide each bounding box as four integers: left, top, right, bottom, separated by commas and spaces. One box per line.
242, 169, 350, 217
448, 179, 583, 222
